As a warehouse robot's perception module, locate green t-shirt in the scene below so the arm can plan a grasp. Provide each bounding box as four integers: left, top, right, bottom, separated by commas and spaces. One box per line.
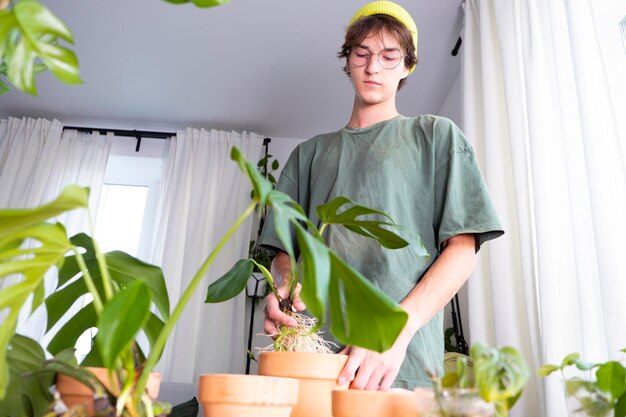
260, 114, 503, 388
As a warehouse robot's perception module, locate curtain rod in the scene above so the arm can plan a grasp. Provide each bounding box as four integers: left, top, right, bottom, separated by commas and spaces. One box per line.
62, 125, 271, 152
63, 125, 175, 140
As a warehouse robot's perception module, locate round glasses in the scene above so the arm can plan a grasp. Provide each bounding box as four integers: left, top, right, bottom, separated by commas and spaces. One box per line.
349, 47, 404, 70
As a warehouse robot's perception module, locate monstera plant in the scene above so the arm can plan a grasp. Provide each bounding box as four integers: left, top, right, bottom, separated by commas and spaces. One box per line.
0, 147, 420, 416
0, 0, 228, 95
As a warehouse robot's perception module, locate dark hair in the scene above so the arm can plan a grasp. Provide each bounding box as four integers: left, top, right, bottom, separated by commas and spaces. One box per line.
338, 14, 418, 90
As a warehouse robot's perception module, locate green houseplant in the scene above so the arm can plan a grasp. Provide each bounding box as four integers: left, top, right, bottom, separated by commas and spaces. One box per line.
538, 349, 626, 417
0, 185, 172, 416
205, 182, 427, 353
0, 147, 420, 416
428, 343, 530, 417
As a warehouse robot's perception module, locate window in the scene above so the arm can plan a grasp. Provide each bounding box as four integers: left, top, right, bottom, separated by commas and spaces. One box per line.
75, 136, 168, 358
95, 184, 148, 256
95, 138, 168, 261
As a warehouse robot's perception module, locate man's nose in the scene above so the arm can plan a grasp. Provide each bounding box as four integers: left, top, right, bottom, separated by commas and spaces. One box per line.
365, 54, 381, 73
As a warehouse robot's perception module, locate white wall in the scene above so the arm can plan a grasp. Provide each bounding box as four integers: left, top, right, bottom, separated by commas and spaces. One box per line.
437, 69, 462, 128
267, 137, 306, 177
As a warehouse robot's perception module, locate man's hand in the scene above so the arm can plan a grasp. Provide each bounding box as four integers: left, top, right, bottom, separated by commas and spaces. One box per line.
336, 234, 476, 390
263, 282, 306, 337
263, 251, 306, 337
337, 336, 410, 391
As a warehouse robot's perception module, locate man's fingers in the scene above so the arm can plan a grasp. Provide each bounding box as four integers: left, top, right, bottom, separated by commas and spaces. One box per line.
289, 283, 306, 311
338, 348, 364, 386
266, 305, 298, 327
263, 318, 278, 337
263, 295, 298, 337
364, 367, 386, 391
379, 372, 396, 392
292, 298, 306, 311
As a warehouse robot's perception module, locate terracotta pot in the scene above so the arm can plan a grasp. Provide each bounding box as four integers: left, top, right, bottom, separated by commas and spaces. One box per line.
197, 373, 299, 417
332, 388, 419, 417
258, 351, 348, 417
56, 367, 161, 416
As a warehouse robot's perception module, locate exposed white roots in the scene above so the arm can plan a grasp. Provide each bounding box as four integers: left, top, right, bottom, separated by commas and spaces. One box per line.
258, 312, 337, 354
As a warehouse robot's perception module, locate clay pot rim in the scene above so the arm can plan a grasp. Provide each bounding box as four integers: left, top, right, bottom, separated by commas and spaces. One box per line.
258, 351, 349, 380
332, 388, 417, 398
198, 373, 299, 406
198, 373, 297, 382
259, 351, 347, 358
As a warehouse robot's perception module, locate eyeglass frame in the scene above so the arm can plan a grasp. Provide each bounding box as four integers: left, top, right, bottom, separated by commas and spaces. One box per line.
347, 46, 406, 70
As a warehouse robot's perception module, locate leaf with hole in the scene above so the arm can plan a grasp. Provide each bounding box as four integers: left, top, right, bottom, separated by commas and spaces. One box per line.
4, 0, 82, 95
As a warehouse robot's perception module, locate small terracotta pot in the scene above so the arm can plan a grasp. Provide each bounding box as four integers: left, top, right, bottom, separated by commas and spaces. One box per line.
197, 373, 299, 417
56, 367, 161, 415
258, 351, 348, 417
332, 388, 419, 417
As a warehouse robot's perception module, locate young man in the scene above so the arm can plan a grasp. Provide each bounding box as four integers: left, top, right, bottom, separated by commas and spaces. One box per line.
260, 1, 503, 390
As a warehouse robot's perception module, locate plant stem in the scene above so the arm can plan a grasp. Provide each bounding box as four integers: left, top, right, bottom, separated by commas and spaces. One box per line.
251, 260, 282, 304
287, 261, 304, 303
134, 201, 258, 403
72, 248, 103, 314
89, 216, 114, 301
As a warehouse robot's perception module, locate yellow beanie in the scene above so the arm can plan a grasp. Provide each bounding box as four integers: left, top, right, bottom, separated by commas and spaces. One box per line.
348, 1, 418, 73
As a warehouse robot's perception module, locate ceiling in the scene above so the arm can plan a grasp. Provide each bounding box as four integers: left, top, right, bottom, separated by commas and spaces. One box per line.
0, 0, 464, 139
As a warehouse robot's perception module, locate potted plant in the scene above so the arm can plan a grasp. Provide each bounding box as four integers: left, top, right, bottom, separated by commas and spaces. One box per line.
0, 146, 422, 416
200, 149, 426, 417
425, 343, 530, 417
538, 349, 626, 417
0, 185, 172, 416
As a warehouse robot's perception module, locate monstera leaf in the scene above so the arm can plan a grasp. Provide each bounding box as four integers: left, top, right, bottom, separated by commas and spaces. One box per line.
162, 0, 230, 7
0, 0, 81, 95
206, 148, 418, 353
0, 335, 54, 417
0, 185, 88, 399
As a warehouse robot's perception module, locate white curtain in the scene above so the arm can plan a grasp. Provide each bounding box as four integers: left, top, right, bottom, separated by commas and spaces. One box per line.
0, 117, 112, 341
463, 1, 626, 416
151, 128, 264, 384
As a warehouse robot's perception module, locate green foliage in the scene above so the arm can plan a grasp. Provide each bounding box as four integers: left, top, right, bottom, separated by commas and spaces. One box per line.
0, 146, 418, 414
434, 343, 529, 417
206, 148, 424, 353
162, 0, 230, 7
316, 196, 411, 250
472, 344, 529, 413
540, 350, 626, 417
45, 234, 169, 363
444, 327, 464, 354
0, 184, 171, 414
0, 185, 88, 400
0, 0, 81, 95
327, 252, 408, 352
97, 281, 152, 369
1, 0, 233, 96
205, 259, 254, 303
249, 150, 281, 270
0, 335, 54, 417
